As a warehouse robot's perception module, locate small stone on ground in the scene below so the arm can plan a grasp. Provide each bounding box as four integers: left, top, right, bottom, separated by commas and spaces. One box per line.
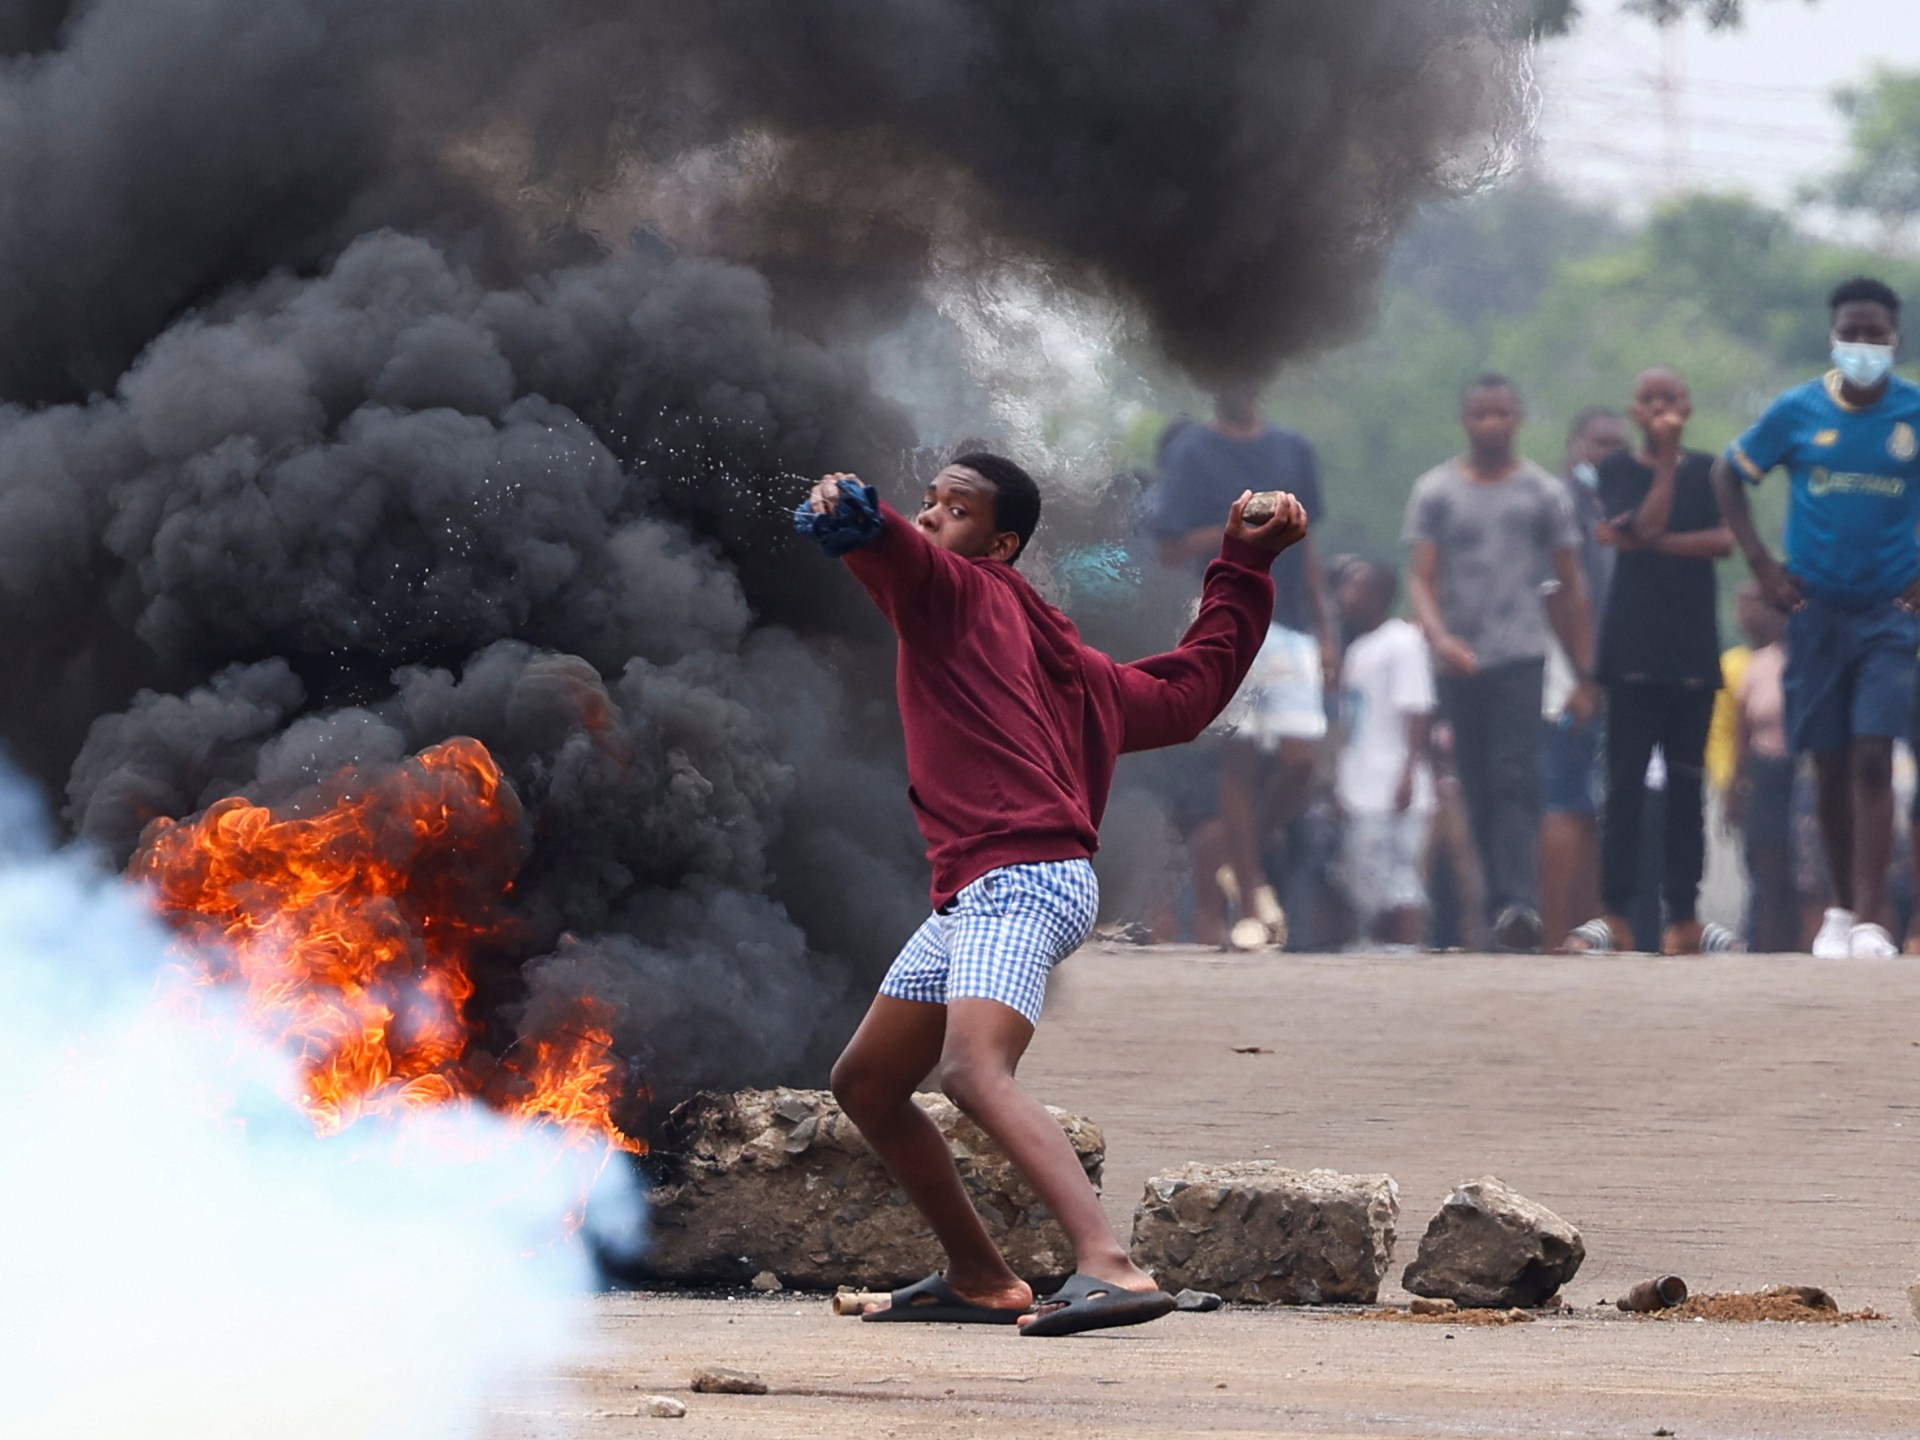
750, 1270, 783, 1292
642, 1396, 687, 1418
690, 1367, 768, 1395
1174, 1288, 1223, 1312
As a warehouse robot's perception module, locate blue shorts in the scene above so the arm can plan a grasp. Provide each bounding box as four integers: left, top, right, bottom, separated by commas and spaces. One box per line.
879, 860, 1099, 1027
1784, 597, 1919, 754
1540, 714, 1603, 816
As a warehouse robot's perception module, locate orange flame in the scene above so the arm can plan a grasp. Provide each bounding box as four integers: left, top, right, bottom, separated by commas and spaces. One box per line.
129, 738, 643, 1154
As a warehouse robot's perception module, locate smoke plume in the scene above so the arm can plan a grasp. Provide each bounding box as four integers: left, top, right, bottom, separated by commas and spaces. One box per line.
0, 1, 1533, 1113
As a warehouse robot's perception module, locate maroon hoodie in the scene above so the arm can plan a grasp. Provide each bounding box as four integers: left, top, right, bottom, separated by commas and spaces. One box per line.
844, 503, 1278, 907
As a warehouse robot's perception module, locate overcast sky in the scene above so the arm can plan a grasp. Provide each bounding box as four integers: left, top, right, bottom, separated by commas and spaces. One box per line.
1536, 0, 1920, 214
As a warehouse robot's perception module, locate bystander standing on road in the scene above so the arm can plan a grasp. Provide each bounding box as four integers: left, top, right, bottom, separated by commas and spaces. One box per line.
1144, 386, 1336, 948
1725, 582, 1797, 953
1540, 405, 1627, 952
1566, 367, 1734, 954
1404, 374, 1600, 952
1714, 277, 1920, 959
1333, 559, 1436, 950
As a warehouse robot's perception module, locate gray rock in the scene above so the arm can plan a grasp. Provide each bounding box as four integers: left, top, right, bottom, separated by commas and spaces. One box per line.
644, 1088, 1101, 1289
749, 1270, 783, 1292
1128, 1164, 1399, 1304
642, 1396, 688, 1418
1173, 1288, 1223, 1312
1401, 1176, 1585, 1309
690, 1368, 767, 1396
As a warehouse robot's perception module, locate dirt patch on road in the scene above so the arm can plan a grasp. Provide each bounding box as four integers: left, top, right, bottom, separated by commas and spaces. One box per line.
1649, 1290, 1887, 1324
1350, 1306, 1542, 1326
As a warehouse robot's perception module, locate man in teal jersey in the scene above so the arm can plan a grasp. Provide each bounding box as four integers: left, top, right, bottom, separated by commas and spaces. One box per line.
1713, 277, 1920, 959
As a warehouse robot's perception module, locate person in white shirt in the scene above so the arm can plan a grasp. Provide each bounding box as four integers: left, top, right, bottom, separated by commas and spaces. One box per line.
1335, 560, 1438, 949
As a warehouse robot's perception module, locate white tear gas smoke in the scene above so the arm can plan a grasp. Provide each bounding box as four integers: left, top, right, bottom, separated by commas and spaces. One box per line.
0, 762, 633, 1440
0, 0, 1536, 1109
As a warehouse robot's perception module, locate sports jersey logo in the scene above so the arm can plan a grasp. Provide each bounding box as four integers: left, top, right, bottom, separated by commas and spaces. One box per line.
1808, 467, 1908, 498
1892, 422, 1918, 462
1814, 429, 1840, 447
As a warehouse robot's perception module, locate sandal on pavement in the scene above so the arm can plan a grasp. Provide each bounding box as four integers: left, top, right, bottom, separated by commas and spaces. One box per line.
1564, 916, 1632, 955
1019, 1273, 1177, 1338
860, 1272, 1027, 1325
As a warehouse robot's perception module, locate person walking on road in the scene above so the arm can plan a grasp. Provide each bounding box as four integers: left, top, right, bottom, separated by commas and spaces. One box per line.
1404, 374, 1600, 952
1713, 277, 1920, 959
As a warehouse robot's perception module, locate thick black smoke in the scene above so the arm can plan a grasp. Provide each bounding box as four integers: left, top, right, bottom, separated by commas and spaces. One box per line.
1, 0, 1531, 1110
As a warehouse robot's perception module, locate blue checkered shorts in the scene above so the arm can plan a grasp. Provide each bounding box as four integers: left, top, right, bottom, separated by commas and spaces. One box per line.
879, 860, 1100, 1026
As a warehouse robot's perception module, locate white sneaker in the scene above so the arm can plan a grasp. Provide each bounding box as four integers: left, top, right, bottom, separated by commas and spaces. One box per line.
1811, 907, 1856, 959
1849, 922, 1898, 959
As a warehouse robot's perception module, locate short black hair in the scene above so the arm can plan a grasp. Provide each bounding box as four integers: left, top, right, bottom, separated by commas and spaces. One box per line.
1829, 276, 1901, 319
951, 451, 1041, 559
1463, 371, 1522, 405
1567, 404, 1621, 442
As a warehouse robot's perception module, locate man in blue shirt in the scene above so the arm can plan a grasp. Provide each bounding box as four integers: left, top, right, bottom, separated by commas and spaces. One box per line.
1713, 277, 1920, 958
1143, 386, 1334, 949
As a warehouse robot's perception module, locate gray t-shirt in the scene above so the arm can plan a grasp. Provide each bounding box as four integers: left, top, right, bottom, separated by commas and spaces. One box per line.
1401, 458, 1580, 670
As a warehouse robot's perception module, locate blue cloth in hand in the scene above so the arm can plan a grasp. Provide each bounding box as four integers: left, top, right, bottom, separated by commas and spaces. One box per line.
792, 478, 884, 556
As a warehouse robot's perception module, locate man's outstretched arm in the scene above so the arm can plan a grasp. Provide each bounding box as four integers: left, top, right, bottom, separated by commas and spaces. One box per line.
800, 472, 972, 642
1118, 492, 1305, 752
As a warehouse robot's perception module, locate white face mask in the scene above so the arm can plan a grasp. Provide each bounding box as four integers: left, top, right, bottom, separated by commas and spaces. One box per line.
1571, 461, 1599, 490
1832, 337, 1897, 388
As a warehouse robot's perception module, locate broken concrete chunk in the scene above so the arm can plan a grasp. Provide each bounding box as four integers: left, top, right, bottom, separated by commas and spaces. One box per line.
690, 1368, 767, 1395
642, 1395, 688, 1418
1128, 1164, 1398, 1305
1174, 1288, 1223, 1312
644, 1088, 1102, 1289
1401, 1176, 1584, 1309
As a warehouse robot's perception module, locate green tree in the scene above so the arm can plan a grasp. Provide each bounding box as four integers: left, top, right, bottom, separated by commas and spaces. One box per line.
1532, 0, 1787, 36
1816, 67, 1920, 242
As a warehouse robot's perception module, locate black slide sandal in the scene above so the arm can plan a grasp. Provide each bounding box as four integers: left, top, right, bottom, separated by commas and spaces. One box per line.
860, 1272, 1027, 1324
1019, 1273, 1178, 1338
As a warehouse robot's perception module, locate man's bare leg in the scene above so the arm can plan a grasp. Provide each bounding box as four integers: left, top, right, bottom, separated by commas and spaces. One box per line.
1219, 739, 1277, 934
1813, 750, 1856, 911
1382, 905, 1427, 947
1189, 819, 1230, 947
933, 998, 1158, 1328
1539, 810, 1597, 952
1850, 736, 1895, 927
830, 996, 1032, 1313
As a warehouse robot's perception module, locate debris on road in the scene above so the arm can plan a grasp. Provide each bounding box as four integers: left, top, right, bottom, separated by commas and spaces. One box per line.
1174, 1288, 1223, 1312
646, 1088, 1100, 1288
1356, 1305, 1535, 1326
642, 1396, 688, 1418
1131, 1163, 1398, 1304
1645, 1287, 1884, 1324
1616, 1275, 1689, 1312
691, 1368, 769, 1395
1402, 1176, 1584, 1308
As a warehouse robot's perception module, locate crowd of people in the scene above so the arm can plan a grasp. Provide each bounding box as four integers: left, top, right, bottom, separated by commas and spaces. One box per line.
1127, 276, 1920, 957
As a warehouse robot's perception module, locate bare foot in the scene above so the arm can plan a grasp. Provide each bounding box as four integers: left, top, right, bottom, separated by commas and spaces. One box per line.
1016, 1261, 1161, 1329
1661, 919, 1705, 956
863, 1272, 1033, 1317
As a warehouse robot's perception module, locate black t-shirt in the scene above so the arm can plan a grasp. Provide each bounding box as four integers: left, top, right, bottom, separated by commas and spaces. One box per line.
1143, 424, 1325, 631
1595, 448, 1723, 686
